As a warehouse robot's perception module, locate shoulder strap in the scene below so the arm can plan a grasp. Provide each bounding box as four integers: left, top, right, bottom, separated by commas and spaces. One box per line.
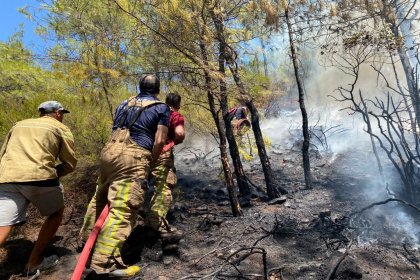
121, 99, 165, 129
116, 96, 137, 128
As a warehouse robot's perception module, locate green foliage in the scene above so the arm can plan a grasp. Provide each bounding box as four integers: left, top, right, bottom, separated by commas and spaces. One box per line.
235, 129, 272, 161
236, 130, 256, 161
0, 35, 125, 161
235, 67, 272, 108
0, 35, 55, 136
1, 0, 291, 164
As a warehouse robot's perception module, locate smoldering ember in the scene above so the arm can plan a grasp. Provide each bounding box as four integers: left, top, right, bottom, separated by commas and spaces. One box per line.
0, 1, 420, 280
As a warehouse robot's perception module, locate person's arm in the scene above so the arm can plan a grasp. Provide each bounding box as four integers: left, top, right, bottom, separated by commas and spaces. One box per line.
56, 128, 78, 177
173, 113, 185, 144
174, 125, 185, 144
162, 123, 185, 153
152, 124, 168, 163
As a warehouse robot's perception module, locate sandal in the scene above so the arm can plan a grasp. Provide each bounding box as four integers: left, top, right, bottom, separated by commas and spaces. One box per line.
26, 255, 60, 279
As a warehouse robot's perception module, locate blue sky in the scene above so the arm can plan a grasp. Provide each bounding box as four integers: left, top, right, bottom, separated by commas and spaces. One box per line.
0, 0, 45, 53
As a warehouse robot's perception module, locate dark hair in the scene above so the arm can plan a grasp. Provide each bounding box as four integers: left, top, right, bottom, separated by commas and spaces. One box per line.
139, 74, 160, 94
166, 93, 181, 109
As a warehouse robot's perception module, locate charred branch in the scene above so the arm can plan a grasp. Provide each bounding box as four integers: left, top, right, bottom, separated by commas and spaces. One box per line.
402, 243, 420, 270
329, 40, 420, 202
180, 246, 268, 280
349, 198, 420, 220
325, 240, 354, 280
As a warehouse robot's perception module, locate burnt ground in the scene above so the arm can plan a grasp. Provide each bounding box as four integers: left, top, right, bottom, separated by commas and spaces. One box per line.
1, 141, 420, 280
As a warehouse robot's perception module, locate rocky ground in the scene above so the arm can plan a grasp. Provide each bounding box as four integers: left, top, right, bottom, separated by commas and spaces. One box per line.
1, 135, 420, 280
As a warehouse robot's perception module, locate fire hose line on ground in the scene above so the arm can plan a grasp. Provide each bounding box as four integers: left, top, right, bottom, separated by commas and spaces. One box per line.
71, 204, 110, 280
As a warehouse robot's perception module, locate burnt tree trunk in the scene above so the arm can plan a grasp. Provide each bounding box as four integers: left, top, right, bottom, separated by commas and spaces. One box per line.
210, 8, 287, 198
392, 0, 420, 133
226, 60, 286, 198
207, 79, 242, 216
218, 43, 252, 198
198, 20, 242, 216
285, 7, 312, 189
200, 0, 251, 198
380, 1, 420, 201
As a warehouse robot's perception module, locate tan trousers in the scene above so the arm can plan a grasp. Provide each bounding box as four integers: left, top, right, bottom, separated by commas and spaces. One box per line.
146, 149, 177, 230
80, 128, 151, 273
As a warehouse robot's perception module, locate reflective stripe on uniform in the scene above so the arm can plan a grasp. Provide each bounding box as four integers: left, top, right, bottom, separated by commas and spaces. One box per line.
95, 180, 130, 253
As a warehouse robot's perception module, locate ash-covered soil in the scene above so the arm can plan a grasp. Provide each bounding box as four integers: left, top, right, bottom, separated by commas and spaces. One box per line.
1, 142, 420, 279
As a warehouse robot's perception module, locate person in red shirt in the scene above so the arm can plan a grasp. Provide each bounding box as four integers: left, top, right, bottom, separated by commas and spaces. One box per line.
147, 92, 185, 249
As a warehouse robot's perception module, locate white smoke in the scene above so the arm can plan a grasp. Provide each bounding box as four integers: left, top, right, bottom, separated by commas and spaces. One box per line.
261, 59, 420, 246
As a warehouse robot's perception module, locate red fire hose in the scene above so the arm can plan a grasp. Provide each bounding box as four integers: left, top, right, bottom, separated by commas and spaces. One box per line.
162, 141, 175, 153
71, 204, 110, 280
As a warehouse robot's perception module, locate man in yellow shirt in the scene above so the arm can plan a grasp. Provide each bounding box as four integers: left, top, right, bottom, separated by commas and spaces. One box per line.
0, 101, 77, 276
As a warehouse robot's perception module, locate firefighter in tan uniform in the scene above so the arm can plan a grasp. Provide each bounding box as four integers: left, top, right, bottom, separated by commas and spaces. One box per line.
0, 101, 77, 276
147, 93, 185, 250
80, 74, 169, 278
